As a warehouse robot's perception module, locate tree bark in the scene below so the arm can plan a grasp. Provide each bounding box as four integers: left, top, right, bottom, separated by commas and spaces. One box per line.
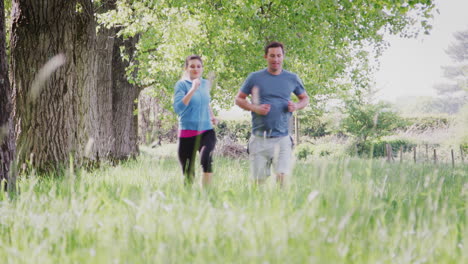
10, 0, 140, 171
111, 34, 139, 159
0, 0, 15, 181
92, 0, 117, 161
11, 0, 100, 170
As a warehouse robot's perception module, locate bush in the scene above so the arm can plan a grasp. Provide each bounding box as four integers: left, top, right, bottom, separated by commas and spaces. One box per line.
403, 115, 453, 131
295, 143, 314, 160
354, 138, 417, 158
341, 101, 406, 143
298, 114, 331, 138
215, 138, 248, 159
461, 142, 468, 154
216, 120, 251, 143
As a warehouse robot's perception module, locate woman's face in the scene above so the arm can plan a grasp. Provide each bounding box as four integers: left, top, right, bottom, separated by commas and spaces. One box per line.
186, 59, 203, 80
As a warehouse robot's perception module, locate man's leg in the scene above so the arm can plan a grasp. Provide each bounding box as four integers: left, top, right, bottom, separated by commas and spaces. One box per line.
275, 136, 293, 186
249, 136, 271, 184
276, 173, 285, 186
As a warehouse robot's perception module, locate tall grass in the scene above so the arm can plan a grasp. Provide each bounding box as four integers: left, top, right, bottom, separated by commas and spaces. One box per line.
0, 144, 466, 263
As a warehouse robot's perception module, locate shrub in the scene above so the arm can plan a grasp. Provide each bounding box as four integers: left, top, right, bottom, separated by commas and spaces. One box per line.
402, 115, 453, 131
215, 138, 248, 159
461, 142, 468, 154
298, 113, 331, 138
216, 120, 251, 143
354, 138, 417, 158
295, 143, 314, 160
341, 101, 406, 143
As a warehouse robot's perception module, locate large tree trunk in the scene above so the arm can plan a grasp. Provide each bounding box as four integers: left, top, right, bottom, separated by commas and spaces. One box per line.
11, 0, 101, 170
10, 0, 139, 171
92, 0, 117, 161
0, 0, 15, 181
111, 35, 139, 159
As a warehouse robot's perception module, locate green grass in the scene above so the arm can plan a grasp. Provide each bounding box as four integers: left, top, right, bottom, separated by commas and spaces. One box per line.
1, 144, 467, 263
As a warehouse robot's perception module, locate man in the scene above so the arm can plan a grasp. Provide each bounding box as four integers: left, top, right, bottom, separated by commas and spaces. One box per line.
235, 41, 309, 185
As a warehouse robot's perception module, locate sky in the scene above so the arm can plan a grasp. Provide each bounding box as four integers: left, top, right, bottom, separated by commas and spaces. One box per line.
374, 0, 468, 101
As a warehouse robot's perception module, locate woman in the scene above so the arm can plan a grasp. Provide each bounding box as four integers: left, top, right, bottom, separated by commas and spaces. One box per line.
173, 55, 217, 186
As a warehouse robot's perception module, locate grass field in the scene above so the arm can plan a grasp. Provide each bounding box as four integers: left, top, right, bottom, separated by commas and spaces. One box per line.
0, 144, 467, 263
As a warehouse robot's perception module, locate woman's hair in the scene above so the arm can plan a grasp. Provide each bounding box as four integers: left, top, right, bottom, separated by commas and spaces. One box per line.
185, 55, 203, 68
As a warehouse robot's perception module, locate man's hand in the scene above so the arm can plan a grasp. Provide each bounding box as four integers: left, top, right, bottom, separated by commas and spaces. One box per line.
235, 91, 270, 115
288, 101, 297, 112
253, 104, 271, 115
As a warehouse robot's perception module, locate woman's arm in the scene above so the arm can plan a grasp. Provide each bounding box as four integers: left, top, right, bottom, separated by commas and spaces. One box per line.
209, 104, 218, 125
181, 78, 201, 105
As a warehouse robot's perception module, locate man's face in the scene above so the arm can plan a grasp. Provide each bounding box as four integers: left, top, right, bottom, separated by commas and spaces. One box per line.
264, 47, 284, 74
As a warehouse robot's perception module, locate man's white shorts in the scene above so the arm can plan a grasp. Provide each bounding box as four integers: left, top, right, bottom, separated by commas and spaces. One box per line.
248, 135, 293, 180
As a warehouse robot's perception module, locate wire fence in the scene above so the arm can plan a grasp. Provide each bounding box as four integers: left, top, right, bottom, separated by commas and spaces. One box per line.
385, 144, 465, 167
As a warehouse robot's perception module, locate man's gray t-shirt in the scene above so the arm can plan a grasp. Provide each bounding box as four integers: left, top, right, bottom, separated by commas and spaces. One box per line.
240, 69, 306, 137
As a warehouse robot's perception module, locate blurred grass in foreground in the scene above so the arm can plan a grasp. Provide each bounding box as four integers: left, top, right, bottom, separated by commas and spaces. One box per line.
0, 144, 466, 263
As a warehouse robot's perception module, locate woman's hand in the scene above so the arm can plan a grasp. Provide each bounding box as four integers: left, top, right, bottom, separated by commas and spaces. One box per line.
191, 78, 201, 91
211, 116, 219, 126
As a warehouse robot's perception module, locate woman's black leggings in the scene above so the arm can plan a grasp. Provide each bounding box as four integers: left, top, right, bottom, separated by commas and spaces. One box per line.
177, 129, 216, 183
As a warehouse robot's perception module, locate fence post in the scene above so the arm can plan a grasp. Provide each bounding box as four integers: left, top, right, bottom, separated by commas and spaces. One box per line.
461, 145, 465, 164
413, 146, 417, 163
433, 149, 437, 164
426, 144, 429, 162
386, 144, 391, 162
451, 149, 455, 168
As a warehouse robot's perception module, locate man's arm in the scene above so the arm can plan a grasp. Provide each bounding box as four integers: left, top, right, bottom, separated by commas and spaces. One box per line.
235, 91, 271, 115
287, 92, 309, 112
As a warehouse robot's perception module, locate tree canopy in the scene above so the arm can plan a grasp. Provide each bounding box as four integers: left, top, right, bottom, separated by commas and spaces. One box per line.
432, 27, 468, 114
434, 28, 468, 96
98, 0, 435, 109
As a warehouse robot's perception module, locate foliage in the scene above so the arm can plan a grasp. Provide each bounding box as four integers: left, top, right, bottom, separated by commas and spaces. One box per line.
341, 100, 406, 143
403, 115, 453, 131
295, 142, 343, 160
0, 148, 466, 263
97, 0, 436, 110
297, 107, 331, 138
3, 0, 11, 58
295, 134, 351, 160
434, 28, 468, 95
461, 142, 468, 154
453, 104, 468, 151
138, 88, 178, 145
216, 120, 251, 143
432, 28, 468, 113
353, 137, 417, 158
295, 143, 314, 160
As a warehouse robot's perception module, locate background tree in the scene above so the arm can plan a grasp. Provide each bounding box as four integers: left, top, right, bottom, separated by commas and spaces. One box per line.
10, 0, 139, 171
0, 0, 15, 182
111, 33, 140, 158
432, 27, 468, 114
99, 0, 435, 110
340, 92, 407, 157
6, 0, 436, 172
341, 100, 405, 144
